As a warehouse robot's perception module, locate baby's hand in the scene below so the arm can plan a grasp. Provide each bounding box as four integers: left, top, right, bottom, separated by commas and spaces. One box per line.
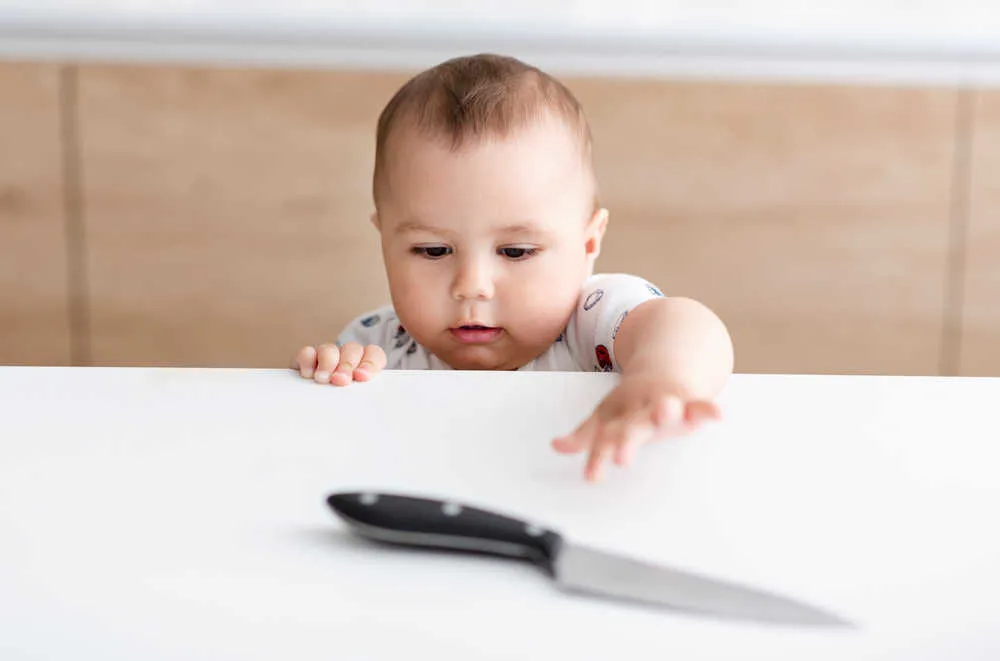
293, 342, 387, 386
551, 373, 720, 482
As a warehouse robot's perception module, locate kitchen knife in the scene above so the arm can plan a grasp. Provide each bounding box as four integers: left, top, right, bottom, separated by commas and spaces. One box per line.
326, 491, 850, 627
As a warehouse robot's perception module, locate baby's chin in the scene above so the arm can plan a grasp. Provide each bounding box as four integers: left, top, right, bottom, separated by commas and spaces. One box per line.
436, 345, 534, 372
440, 353, 519, 371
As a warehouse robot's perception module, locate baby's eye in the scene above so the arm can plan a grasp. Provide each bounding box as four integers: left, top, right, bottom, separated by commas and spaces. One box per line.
499, 246, 538, 260
412, 246, 453, 259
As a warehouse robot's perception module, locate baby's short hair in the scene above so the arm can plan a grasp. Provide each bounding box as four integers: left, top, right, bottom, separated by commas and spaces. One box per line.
372, 53, 597, 208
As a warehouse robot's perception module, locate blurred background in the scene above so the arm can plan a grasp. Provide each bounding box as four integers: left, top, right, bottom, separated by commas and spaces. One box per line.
2, 1, 999, 376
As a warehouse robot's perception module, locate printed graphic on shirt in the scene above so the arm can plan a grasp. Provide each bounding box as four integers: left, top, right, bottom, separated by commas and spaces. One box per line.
361, 314, 381, 328
390, 324, 408, 348
583, 289, 605, 311
647, 284, 663, 297
595, 344, 613, 371
555, 332, 564, 343
612, 310, 628, 341
407, 342, 418, 355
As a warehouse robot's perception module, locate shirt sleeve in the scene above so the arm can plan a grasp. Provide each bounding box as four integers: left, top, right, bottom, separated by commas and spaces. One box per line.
566, 273, 666, 372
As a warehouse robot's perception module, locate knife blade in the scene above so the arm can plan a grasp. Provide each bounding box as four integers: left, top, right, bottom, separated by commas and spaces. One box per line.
325, 491, 851, 627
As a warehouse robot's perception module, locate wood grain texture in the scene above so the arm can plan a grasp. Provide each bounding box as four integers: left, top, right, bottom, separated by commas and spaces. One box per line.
78, 65, 409, 367
960, 90, 1000, 376
567, 78, 957, 375
0, 62, 70, 365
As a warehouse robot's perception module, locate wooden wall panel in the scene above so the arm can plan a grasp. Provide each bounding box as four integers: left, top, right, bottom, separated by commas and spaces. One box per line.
76, 64, 959, 374
569, 79, 957, 375
960, 91, 1000, 375
0, 62, 70, 365
78, 65, 408, 367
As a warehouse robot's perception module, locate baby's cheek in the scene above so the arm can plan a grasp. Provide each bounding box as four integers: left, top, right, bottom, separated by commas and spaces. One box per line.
388, 261, 433, 302
508, 278, 578, 338
388, 267, 444, 337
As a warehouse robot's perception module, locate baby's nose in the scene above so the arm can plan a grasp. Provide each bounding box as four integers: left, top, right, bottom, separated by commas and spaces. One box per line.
452, 261, 495, 301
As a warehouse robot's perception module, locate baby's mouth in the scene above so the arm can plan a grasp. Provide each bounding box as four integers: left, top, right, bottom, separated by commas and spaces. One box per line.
449, 325, 503, 344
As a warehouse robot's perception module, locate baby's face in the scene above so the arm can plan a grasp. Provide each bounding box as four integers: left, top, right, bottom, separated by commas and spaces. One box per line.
374, 116, 605, 370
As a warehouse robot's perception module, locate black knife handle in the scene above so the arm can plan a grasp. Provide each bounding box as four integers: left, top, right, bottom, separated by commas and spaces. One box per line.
326, 492, 563, 573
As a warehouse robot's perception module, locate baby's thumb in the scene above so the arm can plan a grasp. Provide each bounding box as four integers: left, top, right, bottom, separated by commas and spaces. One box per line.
552, 416, 598, 454
686, 400, 721, 424
552, 436, 582, 453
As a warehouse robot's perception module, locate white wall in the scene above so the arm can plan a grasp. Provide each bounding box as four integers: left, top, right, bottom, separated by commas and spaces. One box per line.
3, 0, 1000, 85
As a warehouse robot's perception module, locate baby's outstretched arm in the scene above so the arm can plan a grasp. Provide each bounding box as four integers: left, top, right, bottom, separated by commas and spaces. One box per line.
293, 342, 387, 386
614, 296, 734, 399
553, 296, 733, 481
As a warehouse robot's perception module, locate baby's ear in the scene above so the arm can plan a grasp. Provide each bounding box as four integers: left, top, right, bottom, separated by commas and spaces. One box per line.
585, 207, 609, 259
369, 211, 381, 230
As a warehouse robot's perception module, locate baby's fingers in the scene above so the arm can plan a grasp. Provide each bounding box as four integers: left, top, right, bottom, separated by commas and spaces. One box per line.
583, 420, 630, 481
294, 346, 319, 379
331, 342, 365, 386
353, 345, 387, 382
613, 422, 654, 468
584, 438, 613, 483
587, 427, 653, 482
552, 415, 599, 455
313, 343, 341, 384
686, 400, 721, 425
651, 394, 685, 429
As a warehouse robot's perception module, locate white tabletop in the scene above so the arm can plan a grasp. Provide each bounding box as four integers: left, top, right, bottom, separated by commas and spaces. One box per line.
1, 366, 999, 660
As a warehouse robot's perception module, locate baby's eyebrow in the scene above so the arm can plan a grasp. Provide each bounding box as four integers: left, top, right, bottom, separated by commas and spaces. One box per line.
497, 223, 551, 238
395, 220, 449, 235
395, 220, 551, 239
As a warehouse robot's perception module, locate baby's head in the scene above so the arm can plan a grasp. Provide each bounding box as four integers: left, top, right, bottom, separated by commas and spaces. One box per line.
370, 53, 607, 370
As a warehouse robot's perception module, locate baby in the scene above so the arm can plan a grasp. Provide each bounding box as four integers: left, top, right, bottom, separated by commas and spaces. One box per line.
293, 53, 734, 481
